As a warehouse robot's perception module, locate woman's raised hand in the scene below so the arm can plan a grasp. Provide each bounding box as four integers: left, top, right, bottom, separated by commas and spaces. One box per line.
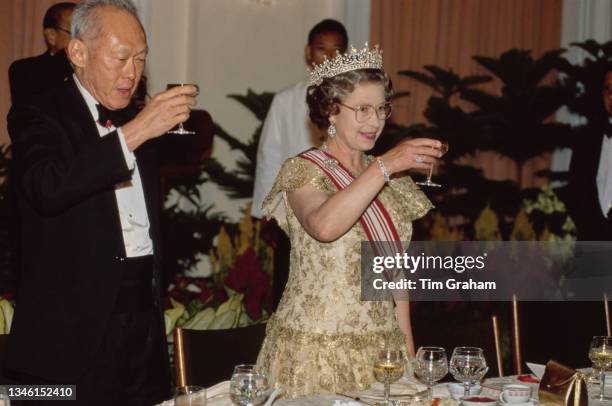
378, 138, 443, 175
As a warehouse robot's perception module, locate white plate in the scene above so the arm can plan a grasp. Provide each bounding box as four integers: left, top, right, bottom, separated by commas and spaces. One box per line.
498, 398, 539, 406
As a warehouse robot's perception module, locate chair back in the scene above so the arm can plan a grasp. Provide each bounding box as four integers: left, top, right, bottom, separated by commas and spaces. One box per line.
512, 300, 606, 370
174, 324, 267, 388
605, 293, 611, 336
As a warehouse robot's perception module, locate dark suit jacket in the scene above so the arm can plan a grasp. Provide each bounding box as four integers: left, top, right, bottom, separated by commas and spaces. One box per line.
567, 125, 612, 241
8, 50, 73, 104
6, 77, 163, 382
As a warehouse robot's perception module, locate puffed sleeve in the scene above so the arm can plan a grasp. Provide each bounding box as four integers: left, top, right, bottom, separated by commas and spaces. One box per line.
262, 156, 331, 233
387, 175, 434, 222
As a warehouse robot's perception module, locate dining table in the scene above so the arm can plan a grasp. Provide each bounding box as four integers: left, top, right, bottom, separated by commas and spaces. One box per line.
159, 373, 547, 406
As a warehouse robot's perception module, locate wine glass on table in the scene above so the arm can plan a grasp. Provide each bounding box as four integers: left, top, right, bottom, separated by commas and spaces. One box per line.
412, 346, 448, 402
589, 336, 612, 401
229, 364, 270, 406
416, 139, 449, 188
373, 348, 405, 405
166, 83, 199, 135
449, 347, 489, 398
174, 385, 207, 406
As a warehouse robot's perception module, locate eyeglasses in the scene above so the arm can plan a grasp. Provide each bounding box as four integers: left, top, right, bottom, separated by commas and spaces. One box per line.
53, 26, 71, 35
338, 102, 392, 122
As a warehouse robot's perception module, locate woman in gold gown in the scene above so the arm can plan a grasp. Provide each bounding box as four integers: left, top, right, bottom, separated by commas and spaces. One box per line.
256, 45, 442, 397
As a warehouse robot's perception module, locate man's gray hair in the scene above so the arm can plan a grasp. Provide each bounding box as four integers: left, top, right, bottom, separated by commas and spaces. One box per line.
71, 0, 140, 40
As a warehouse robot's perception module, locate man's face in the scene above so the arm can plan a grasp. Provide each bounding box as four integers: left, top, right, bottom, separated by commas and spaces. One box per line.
305, 32, 346, 66
70, 7, 147, 110
603, 71, 612, 118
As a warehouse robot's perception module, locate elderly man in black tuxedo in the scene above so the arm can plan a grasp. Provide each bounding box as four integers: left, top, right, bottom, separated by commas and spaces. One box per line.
568, 63, 612, 241
8, 2, 76, 103
5, 0, 197, 404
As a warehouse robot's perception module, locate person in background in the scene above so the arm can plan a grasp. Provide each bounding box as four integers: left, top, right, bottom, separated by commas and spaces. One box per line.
253, 19, 348, 308
8, 2, 76, 103
567, 63, 612, 241
5, 0, 197, 404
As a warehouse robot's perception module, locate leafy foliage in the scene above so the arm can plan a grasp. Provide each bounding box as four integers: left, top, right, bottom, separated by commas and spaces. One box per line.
382, 48, 588, 237
203, 90, 275, 199
558, 40, 612, 130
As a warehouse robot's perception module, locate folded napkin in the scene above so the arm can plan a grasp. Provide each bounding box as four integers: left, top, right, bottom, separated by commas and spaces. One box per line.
526, 362, 546, 380
156, 381, 231, 406
264, 386, 283, 406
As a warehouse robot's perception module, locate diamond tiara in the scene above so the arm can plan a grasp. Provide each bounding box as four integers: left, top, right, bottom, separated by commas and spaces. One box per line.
308, 43, 384, 86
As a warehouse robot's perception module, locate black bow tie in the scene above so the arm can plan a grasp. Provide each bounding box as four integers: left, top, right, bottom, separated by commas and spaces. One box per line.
96, 104, 130, 128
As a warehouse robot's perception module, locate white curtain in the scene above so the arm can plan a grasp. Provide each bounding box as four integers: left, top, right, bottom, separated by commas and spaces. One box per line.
337, 0, 371, 48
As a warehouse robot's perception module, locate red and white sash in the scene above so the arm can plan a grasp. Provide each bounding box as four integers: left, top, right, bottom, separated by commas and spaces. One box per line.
299, 148, 404, 258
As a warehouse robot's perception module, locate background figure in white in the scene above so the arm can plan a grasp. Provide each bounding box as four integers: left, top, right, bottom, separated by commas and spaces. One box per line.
252, 19, 348, 218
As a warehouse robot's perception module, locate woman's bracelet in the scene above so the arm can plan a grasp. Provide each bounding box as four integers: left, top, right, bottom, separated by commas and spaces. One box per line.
376, 157, 390, 182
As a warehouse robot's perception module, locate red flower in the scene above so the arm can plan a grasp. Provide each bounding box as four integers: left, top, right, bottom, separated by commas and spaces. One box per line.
212, 286, 228, 305
197, 283, 213, 304
224, 247, 271, 320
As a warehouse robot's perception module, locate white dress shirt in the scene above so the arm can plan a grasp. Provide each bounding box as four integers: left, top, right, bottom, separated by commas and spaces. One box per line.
74, 74, 154, 257
596, 118, 612, 218
252, 81, 322, 218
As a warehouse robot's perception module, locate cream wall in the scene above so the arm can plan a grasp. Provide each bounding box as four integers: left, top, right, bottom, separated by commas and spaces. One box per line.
145, 0, 369, 219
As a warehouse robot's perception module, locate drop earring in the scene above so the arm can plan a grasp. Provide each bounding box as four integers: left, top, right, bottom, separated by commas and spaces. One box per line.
327, 122, 337, 138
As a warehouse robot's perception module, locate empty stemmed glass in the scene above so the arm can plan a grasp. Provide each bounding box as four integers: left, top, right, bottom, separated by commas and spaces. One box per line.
416, 140, 449, 188
449, 347, 489, 398
229, 364, 271, 406
174, 385, 207, 406
166, 83, 199, 135
373, 348, 405, 405
412, 346, 448, 402
589, 336, 612, 401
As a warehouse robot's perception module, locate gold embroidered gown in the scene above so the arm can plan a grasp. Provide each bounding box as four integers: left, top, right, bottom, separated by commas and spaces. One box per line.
256, 155, 432, 397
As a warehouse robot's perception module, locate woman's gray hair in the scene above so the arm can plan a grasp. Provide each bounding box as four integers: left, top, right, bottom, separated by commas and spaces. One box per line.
71, 0, 139, 40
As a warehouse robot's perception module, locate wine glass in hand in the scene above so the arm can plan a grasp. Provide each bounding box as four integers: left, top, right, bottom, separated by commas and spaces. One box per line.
449, 347, 489, 398
589, 336, 612, 401
413, 346, 448, 402
373, 348, 405, 405
166, 83, 199, 135
416, 140, 449, 188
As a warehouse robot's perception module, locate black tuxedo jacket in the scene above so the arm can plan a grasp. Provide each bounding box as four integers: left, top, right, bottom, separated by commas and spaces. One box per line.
567, 125, 612, 241
6, 77, 163, 382
8, 50, 73, 104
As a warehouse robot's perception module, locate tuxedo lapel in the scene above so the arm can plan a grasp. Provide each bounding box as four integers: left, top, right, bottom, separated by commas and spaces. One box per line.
59, 77, 103, 145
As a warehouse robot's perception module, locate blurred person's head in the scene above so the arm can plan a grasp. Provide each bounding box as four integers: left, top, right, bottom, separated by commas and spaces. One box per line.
43, 2, 76, 54
305, 19, 348, 67
67, 0, 146, 110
